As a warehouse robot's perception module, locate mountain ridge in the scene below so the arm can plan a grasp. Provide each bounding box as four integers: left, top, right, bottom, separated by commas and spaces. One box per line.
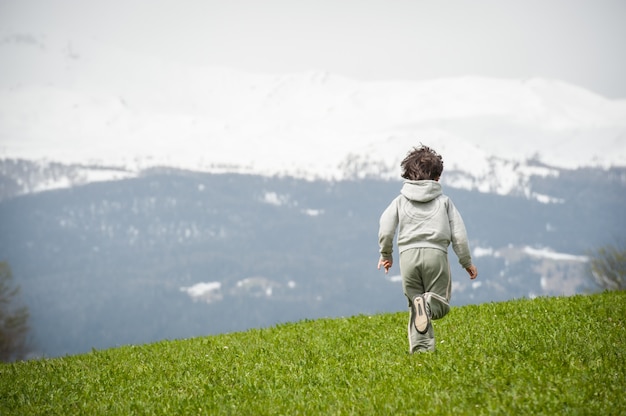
2, 30, 626, 197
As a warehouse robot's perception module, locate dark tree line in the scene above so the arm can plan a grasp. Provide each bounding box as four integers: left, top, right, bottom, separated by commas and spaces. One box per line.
0, 262, 31, 362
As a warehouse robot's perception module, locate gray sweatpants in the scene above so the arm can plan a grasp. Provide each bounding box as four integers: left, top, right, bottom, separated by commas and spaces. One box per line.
400, 248, 452, 353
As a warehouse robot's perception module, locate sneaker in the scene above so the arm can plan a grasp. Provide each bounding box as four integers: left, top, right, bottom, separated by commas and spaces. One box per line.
413, 295, 429, 334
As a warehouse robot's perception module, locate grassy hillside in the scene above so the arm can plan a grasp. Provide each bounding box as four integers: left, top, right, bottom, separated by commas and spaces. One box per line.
1, 291, 624, 415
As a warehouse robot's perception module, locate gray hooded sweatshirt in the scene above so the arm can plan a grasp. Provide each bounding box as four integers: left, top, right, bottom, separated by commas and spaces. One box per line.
378, 180, 472, 269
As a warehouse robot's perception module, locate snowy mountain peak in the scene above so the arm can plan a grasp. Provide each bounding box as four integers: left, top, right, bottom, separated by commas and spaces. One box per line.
1, 31, 626, 198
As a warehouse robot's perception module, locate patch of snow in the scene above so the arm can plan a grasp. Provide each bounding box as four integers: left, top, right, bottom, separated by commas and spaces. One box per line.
473, 246, 495, 257
180, 281, 223, 303
302, 208, 324, 217
261, 192, 289, 206
385, 274, 403, 283
531, 193, 565, 204
233, 276, 279, 298
80, 167, 135, 183
523, 246, 589, 262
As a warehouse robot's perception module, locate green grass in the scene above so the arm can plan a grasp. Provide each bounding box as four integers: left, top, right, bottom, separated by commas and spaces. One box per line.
1, 291, 625, 415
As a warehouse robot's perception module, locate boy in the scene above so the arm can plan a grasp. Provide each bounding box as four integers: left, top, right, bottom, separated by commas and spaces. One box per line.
377, 145, 478, 354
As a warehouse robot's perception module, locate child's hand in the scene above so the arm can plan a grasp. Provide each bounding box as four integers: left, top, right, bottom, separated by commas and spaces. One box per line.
378, 259, 392, 274
465, 265, 478, 280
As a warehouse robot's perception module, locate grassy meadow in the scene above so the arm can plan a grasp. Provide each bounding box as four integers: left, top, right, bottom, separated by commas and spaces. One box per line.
1, 291, 625, 415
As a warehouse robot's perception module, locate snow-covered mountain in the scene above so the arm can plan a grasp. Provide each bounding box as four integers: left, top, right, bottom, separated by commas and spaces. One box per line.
2, 31, 626, 197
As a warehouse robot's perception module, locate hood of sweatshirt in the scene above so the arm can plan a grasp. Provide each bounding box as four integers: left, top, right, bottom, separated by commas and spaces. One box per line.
400, 180, 443, 202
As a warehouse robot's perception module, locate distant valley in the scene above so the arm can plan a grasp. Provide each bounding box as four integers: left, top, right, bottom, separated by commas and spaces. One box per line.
1, 162, 623, 357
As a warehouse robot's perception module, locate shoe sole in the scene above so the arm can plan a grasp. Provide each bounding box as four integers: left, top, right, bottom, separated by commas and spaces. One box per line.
413, 295, 429, 334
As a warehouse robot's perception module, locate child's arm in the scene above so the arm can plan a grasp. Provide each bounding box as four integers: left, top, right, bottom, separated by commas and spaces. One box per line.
378, 198, 399, 273
447, 199, 478, 280
446, 200, 472, 264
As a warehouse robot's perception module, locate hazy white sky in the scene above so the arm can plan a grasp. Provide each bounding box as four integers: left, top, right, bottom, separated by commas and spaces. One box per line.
2, 0, 625, 98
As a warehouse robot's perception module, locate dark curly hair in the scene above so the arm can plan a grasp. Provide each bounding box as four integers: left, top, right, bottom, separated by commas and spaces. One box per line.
400, 145, 444, 180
